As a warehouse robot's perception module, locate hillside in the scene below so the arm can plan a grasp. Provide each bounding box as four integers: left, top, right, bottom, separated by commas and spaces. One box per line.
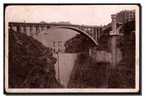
8, 29, 63, 88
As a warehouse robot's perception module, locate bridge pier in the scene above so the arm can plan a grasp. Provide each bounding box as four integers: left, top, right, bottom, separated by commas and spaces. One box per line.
110, 14, 122, 68
107, 14, 122, 87
110, 14, 119, 68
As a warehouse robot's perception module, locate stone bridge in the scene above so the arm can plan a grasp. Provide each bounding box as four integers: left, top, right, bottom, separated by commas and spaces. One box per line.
8, 10, 135, 47
9, 22, 103, 46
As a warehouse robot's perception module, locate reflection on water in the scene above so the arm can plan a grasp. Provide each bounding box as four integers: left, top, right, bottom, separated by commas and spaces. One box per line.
53, 53, 78, 87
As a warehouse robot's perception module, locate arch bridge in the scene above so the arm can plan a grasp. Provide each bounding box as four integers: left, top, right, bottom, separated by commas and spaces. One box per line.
9, 22, 103, 46
8, 10, 135, 46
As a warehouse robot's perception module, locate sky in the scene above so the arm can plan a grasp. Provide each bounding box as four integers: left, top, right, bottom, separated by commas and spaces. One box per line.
5, 5, 137, 26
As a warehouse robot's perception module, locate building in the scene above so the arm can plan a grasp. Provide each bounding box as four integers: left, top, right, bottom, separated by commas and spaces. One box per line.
52, 41, 65, 53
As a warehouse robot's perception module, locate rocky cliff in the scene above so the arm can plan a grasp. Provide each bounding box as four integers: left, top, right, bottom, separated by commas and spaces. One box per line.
8, 29, 63, 88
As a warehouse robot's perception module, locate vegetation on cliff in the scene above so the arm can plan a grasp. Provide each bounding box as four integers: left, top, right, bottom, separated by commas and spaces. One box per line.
9, 29, 62, 88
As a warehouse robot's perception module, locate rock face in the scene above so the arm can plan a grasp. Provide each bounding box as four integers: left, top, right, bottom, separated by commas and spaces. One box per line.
9, 29, 63, 88
108, 21, 135, 88
68, 53, 109, 88
64, 34, 95, 53
65, 21, 135, 88
64, 34, 110, 88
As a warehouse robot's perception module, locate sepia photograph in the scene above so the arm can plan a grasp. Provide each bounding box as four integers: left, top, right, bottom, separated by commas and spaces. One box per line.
4, 4, 141, 94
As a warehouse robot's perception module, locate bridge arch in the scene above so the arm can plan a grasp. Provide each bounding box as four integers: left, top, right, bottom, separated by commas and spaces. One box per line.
50, 26, 98, 46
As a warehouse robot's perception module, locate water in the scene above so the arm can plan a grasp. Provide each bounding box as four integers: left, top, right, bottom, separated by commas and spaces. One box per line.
53, 53, 78, 87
